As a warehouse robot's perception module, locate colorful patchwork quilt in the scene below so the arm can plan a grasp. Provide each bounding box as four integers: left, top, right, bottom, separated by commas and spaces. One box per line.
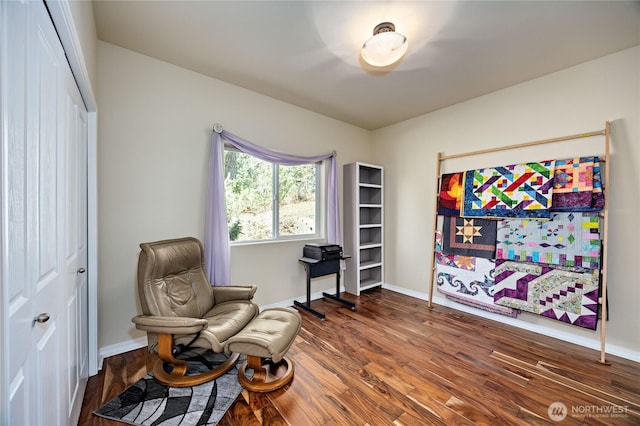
462, 160, 555, 219
442, 216, 497, 259
437, 172, 464, 216
492, 260, 600, 330
496, 212, 601, 269
435, 230, 476, 270
435, 232, 518, 317
551, 156, 604, 211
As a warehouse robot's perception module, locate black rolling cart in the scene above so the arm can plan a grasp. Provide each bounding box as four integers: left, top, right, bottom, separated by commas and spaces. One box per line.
295, 254, 355, 319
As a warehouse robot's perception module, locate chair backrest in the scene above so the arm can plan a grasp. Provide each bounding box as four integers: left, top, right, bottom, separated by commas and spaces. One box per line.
137, 237, 215, 319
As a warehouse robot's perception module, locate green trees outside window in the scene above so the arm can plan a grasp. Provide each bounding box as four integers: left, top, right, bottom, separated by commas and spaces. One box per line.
224, 149, 319, 242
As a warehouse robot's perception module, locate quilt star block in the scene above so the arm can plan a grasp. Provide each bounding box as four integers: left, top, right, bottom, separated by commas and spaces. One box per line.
442, 216, 497, 259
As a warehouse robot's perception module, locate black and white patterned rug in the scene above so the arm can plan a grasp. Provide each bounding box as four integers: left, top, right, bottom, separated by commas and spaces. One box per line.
94, 348, 243, 426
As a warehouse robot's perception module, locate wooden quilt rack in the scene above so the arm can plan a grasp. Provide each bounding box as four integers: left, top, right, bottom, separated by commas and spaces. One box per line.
428, 122, 611, 364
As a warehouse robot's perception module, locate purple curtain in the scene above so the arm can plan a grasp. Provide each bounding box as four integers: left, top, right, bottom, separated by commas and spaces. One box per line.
204, 127, 341, 284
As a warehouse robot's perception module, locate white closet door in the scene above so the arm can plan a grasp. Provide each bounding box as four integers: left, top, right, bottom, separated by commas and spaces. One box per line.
61, 50, 90, 425
1, 1, 89, 424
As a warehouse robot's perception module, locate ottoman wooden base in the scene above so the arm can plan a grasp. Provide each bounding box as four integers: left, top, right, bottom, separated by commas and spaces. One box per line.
238, 355, 294, 392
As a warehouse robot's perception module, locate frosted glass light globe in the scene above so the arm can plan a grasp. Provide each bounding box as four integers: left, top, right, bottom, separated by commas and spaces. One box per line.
361, 23, 408, 67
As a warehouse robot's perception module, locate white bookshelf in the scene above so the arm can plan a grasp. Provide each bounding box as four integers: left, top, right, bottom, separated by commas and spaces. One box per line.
343, 162, 384, 295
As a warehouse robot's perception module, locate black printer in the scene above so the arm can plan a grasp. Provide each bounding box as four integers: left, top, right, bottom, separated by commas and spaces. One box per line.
303, 243, 342, 261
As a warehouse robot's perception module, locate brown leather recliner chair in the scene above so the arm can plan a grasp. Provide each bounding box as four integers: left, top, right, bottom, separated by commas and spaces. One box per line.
132, 237, 259, 387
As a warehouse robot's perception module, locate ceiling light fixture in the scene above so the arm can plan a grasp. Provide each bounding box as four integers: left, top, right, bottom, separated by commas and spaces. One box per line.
360, 22, 408, 67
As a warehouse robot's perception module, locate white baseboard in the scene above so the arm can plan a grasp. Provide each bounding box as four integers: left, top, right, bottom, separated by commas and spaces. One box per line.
384, 283, 640, 363
97, 336, 148, 371
97, 284, 638, 369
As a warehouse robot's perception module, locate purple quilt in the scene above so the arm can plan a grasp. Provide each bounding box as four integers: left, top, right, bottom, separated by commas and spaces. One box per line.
551, 156, 604, 211
492, 259, 600, 330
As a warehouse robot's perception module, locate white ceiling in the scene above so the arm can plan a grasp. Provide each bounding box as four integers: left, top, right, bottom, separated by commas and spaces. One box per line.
93, 1, 640, 130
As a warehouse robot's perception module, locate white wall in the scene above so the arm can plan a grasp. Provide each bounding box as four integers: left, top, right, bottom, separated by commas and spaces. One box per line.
97, 41, 371, 349
373, 47, 640, 360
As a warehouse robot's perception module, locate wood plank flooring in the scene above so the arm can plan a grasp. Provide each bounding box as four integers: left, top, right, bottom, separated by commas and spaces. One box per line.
79, 289, 640, 425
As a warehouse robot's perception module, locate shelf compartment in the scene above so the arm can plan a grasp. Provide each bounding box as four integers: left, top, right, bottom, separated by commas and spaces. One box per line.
359, 206, 382, 225
359, 246, 381, 267
359, 266, 382, 288
359, 186, 382, 205
359, 165, 382, 186
360, 227, 381, 246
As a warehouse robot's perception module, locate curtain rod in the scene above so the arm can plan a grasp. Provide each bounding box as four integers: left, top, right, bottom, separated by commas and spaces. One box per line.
211, 123, 337, 158
440, 128, 606, 161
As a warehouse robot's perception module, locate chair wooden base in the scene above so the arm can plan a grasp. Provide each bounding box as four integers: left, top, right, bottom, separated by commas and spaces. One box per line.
153, 333, 239, 387
237, 355, 294, 392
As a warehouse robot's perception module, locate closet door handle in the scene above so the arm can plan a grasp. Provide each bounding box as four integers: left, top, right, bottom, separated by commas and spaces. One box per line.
77, 267, 86, 274
34, 313, 50, 324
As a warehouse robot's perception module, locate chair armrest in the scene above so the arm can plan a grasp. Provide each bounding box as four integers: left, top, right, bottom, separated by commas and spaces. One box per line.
132, 315, 208, 335
212, 285, 257, 304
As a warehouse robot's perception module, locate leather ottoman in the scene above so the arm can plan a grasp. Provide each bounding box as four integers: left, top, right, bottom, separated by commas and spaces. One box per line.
224, 307, 301, 392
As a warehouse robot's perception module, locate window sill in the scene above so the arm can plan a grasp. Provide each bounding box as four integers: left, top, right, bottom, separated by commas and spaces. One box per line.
230, 236, 324, 247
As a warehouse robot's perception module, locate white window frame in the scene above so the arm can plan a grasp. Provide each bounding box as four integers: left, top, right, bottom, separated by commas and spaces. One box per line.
224, 146, 323, 244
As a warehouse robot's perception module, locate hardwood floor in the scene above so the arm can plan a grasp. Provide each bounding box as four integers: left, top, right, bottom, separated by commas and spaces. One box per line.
79, 289, 640, 425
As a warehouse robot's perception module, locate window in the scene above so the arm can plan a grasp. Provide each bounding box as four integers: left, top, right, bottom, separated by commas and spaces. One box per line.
224, 147, 320, 242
